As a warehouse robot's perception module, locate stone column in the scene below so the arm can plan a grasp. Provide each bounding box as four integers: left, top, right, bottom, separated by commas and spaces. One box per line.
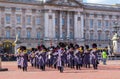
67, 11, 70, 38
74, 12, 78, 39
60, 11, 63, 39
44, 11, 49, 39
52, 12, 55, 39
81, 13, 84, 39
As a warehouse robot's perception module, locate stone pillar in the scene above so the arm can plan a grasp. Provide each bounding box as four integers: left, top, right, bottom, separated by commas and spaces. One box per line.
60, 11, 63, 39
67, 12, 70, 38
52, 12, 55, 39
44, 12, 49, 39
74, 12, 78, 39
74, 12, 84, 45
81, 13, 84, 39
48, 10, 52, 39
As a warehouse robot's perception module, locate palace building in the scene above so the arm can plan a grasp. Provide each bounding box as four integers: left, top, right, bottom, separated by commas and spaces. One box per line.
0, 0, 120, 53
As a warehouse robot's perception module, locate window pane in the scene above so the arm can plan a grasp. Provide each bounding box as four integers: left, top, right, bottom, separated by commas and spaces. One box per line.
98, 20, 101, 28
55, 18, 57, 25
37, 32, 40, 39
105, 20, 109, 27
6, 30, 10, 38
70, 32, 73, 39
27, 30, 31, 38
36, 17, 40, 25
18, 31, 21, 38
6, 15, 10, 24
62, 18, 65, 26
27, 16, 31, 25
90, 33, 93, 40
62, 32, 65, 39
17, 16, 21, 24
90, 19, 93, 28
98, 33, 101, 40
55, 32, 59, 39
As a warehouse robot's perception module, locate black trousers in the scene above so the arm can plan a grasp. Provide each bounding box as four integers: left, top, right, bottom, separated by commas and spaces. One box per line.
58, 66, 63, 73
23, 67, 27, 71
40, 65, 45, 71
76, 64, 81, 70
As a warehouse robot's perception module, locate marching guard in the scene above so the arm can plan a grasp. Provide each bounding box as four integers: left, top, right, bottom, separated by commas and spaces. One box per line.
90, 43, 99, 69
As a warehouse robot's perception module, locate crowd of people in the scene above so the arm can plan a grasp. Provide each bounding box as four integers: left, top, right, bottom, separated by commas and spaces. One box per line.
16, 42, 108, 72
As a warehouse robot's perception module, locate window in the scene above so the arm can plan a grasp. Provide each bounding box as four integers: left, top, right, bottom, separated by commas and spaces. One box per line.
70, 32, 74, 39
6, 30, 10, 38
98, 20, 101, 28
70, 18, 72, 26
55, 18, 57, 25
90, 33, 93, 40
16, 15, 21, 24
27, 16, 31, 25
37, 32, 40, 39
90, 19, 93, 28
98, 33, 101, 40
105, 20, 109, 27
18, 31, 21, 38
36, 17, 40, 25
62, 32, 66, 39
6, 15, 11, 24
16, 8, 21, 11
55, 32, 59, 39
5, 7, 11, 11
62, 18, 65, 26
27, 30, 31, 38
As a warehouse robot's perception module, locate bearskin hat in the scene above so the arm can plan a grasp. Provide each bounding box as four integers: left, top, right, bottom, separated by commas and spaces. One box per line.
85, 45, 89, 50
59, 42, 66, 48
75, 44, 79, 49
80, 46, 84, 50
20, 46, 26, 51
92, 43, 97, 48
37, 46, 41, 50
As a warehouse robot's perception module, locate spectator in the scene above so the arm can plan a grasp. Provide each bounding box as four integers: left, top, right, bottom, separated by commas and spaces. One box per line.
102, 50, 108, 65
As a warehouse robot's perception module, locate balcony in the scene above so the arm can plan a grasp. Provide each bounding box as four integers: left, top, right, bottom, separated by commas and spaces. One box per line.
0, 37, 44, 43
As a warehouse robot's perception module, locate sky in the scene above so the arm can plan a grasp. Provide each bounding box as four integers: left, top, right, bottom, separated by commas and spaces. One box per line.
83, 0, 120, 4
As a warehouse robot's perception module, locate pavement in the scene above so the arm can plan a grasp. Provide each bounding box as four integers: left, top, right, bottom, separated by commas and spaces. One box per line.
0, 60, 120, 79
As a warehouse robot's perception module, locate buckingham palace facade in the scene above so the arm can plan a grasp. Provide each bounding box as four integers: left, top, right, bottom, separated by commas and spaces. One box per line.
0, 0, 120, 48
